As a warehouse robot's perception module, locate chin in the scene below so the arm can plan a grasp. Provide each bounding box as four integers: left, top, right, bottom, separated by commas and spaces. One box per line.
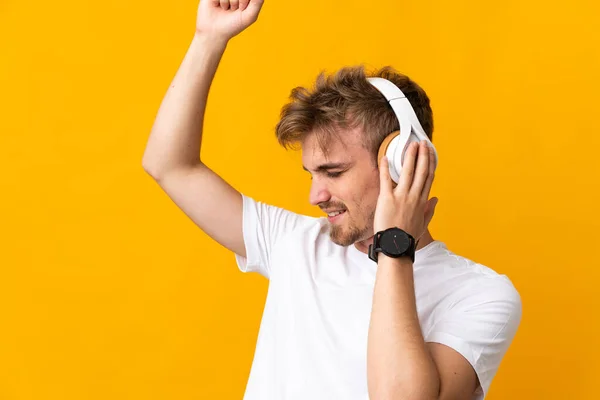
330, 222, 369, 247
330, 234, 352, 247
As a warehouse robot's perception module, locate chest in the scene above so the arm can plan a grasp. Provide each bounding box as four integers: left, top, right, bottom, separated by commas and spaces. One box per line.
267, 240, 450, 348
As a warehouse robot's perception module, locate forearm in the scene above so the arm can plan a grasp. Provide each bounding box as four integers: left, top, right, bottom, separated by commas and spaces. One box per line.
142, 33, 228, 177
367, 255, 440, 400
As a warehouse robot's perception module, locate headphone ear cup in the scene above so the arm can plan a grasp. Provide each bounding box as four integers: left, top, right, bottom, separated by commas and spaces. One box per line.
377, 131, 401, 183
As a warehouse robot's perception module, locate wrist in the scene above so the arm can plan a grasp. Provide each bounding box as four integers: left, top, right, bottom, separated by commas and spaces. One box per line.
192, 31, 229, 50
376, 254, 414, 274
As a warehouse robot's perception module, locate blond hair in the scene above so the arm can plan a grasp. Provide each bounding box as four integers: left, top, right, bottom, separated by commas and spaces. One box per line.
275, 65, 434, 161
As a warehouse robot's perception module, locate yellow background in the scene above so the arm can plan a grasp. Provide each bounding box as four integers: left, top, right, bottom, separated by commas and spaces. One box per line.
1, 0, 599, 398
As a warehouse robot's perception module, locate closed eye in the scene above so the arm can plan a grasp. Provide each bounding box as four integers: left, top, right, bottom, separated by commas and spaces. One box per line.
325, 171, 343, 178
303, 163, 352, 179
307, 171, 343, 180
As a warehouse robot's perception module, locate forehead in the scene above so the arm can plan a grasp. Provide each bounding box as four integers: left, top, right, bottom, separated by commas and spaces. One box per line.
301, 126, 369, 169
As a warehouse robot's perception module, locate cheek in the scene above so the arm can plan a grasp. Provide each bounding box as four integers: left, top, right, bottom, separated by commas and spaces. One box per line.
348, 173, 380, 212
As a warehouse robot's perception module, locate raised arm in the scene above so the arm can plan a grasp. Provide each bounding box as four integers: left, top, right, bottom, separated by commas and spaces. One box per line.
142, 0, 264, 258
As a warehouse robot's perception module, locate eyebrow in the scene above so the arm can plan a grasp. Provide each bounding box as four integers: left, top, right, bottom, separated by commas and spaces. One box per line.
302, 162, 352, 173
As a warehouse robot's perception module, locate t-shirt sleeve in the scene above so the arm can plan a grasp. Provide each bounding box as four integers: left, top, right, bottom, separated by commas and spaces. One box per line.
233, 193, 307, 279
425, 277, 522, 399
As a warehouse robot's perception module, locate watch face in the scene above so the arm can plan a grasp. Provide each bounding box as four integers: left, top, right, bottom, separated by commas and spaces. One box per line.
380, 229, 411, 256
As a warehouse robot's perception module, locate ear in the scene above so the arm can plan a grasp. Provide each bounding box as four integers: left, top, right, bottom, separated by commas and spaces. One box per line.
424, 197, 439, 228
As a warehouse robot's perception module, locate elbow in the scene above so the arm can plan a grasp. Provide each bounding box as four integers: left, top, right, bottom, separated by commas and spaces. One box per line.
141, 148, 169, 180
370, 389, 433, 400
142, 149, 155, 176
142, 159, 162, 181
142, 154, 170, 181
142, 157, 204, 182
369, 379, 439, 400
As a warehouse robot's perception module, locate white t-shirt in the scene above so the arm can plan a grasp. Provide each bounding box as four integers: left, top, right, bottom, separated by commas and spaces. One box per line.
234, 194, 522, 400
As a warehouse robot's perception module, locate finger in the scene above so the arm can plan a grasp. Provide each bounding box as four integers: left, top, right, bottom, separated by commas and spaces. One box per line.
421, 144, 436, 198
396, 141, 418, 195
410, 141, 430, 197
379, 156, 394, 195
230, 0, 239, 10
246, 0, 264, 14
210, 0, 221, 6
220, 0, 230, 10
423, 197, 438, 229
239, 0, 250, 10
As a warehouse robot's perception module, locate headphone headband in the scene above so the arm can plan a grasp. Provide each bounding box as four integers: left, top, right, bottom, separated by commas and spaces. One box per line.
366, 77, 429, 142
366, 76, 438, 181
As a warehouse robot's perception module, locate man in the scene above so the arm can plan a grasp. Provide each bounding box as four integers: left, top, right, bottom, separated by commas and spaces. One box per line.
142, 1, 522, 399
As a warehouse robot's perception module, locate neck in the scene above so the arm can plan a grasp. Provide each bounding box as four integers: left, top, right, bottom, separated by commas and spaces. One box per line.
353, 229, 435, 255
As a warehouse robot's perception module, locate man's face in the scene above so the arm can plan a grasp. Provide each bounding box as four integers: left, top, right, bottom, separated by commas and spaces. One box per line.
301, 127, 381, 246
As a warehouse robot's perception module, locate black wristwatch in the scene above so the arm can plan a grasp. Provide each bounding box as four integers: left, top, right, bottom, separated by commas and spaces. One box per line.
368, 227, 417, 263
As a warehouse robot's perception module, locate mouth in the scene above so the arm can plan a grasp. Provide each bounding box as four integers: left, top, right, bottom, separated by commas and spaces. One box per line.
326, 210, 346, 223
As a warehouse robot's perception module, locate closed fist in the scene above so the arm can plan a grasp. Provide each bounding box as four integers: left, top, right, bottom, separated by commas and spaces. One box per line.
196, 0, 264, 41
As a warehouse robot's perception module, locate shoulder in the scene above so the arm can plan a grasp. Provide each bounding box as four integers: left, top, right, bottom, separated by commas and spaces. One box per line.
420, 243, 522, 312
451, 264, 521, 322
241, 194, 329, 241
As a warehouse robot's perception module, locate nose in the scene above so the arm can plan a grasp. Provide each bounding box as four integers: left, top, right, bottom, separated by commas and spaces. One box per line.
309, 178, 331, 206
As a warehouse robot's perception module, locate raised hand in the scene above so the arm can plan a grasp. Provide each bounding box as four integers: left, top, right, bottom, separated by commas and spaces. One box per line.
196, 0, 264, 41
374, 141, 438, 241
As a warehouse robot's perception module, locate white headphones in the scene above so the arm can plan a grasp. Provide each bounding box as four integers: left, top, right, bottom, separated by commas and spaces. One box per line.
366, 77, 439, 184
